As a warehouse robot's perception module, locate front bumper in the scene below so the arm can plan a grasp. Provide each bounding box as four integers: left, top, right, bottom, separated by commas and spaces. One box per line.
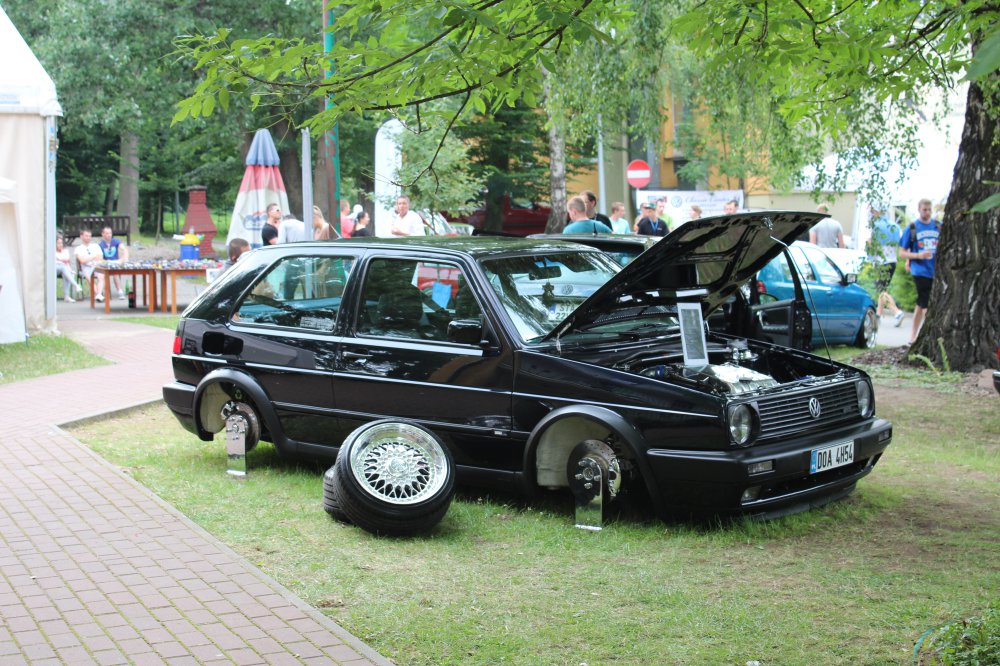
645, 418, 892, 516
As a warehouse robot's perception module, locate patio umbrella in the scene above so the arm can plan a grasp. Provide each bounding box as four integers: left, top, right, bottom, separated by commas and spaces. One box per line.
227, 129, 291, 248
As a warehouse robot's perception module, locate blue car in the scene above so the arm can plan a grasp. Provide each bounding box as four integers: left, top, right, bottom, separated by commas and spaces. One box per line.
756, 242, 877, 348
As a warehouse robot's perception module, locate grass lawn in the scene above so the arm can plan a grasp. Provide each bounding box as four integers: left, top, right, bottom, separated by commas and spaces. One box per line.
113, 315, 182, 331
69, 374, 1000, 666
0, 334, 107, 384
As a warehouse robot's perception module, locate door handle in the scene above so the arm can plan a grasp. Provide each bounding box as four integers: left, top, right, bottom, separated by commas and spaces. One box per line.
342, 350, 371, 361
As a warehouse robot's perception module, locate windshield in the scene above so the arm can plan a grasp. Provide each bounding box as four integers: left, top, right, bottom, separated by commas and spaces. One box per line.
479, 251, 621, 342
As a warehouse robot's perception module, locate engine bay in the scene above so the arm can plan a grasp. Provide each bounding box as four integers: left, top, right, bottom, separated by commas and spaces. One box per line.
609, 335, 850, 396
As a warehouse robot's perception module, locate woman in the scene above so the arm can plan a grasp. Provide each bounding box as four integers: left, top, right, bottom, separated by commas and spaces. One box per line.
55, 235, 82, 302
313, 205, 333, 240
351, 210, 372, 237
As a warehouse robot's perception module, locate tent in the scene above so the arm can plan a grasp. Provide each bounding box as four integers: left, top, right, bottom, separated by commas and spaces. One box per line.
0, 6, 62, 342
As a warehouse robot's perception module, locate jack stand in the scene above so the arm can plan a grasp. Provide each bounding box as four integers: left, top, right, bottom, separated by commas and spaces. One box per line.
568, 441, 621, 531
225, 412, 249, 479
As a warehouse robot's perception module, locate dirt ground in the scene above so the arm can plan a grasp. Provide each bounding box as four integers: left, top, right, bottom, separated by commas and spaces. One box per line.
855, 346, 998, 397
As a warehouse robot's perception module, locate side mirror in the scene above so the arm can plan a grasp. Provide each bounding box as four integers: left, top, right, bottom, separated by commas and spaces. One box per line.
844, 272, 859, 285
447, 319, 484, 346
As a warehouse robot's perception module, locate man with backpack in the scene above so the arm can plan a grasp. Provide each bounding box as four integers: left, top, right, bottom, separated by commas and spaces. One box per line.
899, 198, 941, 345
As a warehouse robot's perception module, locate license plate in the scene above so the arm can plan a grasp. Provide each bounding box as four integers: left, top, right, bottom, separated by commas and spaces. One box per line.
810, 441, 854, 474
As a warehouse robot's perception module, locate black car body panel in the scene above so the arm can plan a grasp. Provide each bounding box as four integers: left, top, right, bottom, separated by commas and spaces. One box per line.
164, 213, 892, 518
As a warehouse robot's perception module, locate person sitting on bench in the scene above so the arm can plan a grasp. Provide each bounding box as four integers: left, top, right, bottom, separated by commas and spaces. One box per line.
98, 224, 129, 299
75, 229, 105, 301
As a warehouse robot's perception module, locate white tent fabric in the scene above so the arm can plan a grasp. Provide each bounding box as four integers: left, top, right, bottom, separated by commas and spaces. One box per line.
0, 178, 27, 343
0, 6, 62, 339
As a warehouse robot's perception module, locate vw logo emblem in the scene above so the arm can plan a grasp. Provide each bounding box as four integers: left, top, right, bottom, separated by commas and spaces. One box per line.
808, 397, 822, 419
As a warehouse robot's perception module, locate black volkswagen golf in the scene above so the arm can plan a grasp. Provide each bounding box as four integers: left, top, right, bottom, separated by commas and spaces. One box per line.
164, 212, 892, 524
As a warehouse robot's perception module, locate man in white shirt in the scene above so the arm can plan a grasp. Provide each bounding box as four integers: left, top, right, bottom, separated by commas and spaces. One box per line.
391, 195, 426, 236
74, 229, 106, 301
278, 214, 307, 243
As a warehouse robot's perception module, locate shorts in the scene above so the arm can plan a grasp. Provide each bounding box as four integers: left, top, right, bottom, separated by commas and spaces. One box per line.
913, 275, 933, 309
873, 262, 896, 292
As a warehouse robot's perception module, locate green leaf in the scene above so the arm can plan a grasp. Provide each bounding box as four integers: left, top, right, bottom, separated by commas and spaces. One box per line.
969, 192, 1000, 213
966, 28, 1000, 80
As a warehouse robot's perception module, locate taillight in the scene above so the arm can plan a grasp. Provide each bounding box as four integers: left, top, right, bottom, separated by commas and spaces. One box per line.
172, 336, 182, 354
756, 280, 767, 294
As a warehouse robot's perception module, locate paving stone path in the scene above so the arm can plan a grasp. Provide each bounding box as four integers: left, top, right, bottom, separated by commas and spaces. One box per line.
0, 319, 391, 665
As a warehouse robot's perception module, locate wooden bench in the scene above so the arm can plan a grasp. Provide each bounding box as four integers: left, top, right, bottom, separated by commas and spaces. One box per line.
60, 215, 132, 246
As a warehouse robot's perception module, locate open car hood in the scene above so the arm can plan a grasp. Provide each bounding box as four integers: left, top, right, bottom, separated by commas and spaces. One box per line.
544, 211, 823, 341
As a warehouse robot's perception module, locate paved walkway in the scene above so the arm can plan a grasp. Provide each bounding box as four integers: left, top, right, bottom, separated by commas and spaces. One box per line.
0, 317, 391, 665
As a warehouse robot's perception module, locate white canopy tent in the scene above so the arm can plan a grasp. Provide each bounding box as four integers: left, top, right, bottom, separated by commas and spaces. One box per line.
0, 6, 62, 342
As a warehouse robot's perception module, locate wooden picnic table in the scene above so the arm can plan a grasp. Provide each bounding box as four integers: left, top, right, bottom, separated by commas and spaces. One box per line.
89, 264, 157, 314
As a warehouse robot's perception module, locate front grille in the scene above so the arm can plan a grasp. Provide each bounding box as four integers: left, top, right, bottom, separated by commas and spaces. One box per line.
757, 383, 860, 440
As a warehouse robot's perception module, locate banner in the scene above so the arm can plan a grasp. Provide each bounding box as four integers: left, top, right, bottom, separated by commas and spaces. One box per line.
636, 189, 744, 224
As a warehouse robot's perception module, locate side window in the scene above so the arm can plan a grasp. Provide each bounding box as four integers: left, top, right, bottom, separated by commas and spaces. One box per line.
802, 246, 843, 285
790, 247, 815, 282
357, 258, 483, 342
233, 255, 354, 331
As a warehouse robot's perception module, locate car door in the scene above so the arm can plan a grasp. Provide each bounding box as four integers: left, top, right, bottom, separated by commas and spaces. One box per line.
333, 254, 519, 469
222, 252, 357, 447
796, 245, 860, 343
750, 250, 812, 350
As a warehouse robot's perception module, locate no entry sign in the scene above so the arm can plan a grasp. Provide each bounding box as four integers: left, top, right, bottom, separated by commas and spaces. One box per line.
626, 159, 651, 188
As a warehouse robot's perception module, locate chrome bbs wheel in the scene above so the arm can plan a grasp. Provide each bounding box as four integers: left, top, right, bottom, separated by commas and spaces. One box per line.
331, 420, 455, 536
349, 423, 449, 505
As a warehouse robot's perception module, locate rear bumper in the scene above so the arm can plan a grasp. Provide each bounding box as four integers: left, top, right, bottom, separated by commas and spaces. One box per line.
163, 381, 198, 436
645, 418, 892, 516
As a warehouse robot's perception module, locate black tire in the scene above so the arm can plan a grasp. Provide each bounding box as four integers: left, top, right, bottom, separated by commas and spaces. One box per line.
322, 465, 350, 523
333, 420, 455, 537
855, 307, 878, 348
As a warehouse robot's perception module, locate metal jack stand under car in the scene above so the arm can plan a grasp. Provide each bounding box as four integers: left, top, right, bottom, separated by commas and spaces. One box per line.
222, 401, 259, 479
567, 440, 622, 531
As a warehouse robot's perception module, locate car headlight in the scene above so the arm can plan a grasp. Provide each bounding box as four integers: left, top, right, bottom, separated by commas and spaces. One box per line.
728, 403, 754, 447
856, 381, 873, 418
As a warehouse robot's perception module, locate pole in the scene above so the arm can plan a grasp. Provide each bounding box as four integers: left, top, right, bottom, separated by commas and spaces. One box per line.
323, 4, 341, 234
597, 114, 607, 216
302, 127, 313, 229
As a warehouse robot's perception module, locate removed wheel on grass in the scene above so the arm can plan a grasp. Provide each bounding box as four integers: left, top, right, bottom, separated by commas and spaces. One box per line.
322, 465, 350, 523
333, 420, 455, 537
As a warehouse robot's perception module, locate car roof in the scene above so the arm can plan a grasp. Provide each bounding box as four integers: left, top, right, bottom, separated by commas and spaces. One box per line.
275, 235, 603, 261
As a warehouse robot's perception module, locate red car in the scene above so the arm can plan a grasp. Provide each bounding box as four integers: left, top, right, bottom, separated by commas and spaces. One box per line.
462, 194, 552, 236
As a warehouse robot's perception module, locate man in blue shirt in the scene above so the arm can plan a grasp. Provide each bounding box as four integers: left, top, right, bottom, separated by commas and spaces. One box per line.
898, 198, 941, 345
866, 205, 905, 326
98, 225, 129, 299
563, 196, 613, 234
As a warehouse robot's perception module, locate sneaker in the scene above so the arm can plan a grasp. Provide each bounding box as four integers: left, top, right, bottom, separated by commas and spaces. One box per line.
64, 296, 76, 303
893, 311, 904, 327
118, 290, 126, 300
95, 294, 104, 302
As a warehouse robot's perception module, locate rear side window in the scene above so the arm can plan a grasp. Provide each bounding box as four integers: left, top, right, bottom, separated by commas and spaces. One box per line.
233, 255, 354, 331
356, 258, 482, 341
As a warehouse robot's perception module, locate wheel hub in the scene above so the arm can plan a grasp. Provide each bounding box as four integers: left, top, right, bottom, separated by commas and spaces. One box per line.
361, 441, 431, 500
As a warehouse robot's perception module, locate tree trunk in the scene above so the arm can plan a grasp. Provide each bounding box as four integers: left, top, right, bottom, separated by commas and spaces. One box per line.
274, 118, 303, 219
913, 77, 1000, 372
546, 120, 567, 233
117, 131, 139, 239
543, 69, 567, 233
